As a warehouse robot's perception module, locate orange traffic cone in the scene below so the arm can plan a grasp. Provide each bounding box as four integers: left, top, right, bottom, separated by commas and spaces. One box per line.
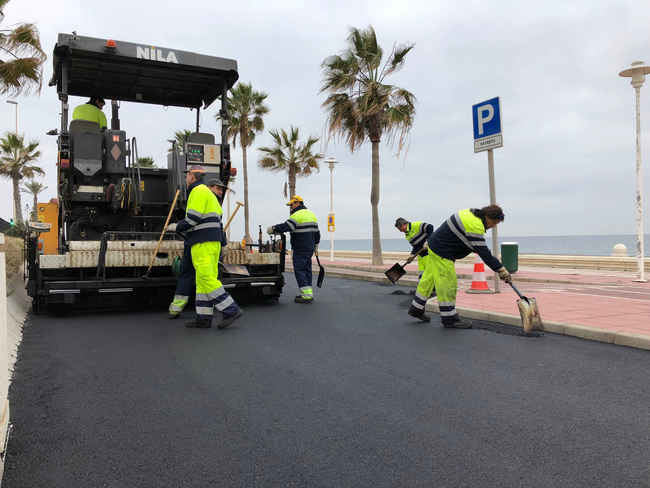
466, 258, 492, 294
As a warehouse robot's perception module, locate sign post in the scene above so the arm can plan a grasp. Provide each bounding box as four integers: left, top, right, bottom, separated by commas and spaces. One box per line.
472, 97, 503, 293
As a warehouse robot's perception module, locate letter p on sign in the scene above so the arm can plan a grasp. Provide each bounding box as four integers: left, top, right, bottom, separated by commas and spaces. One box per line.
477, 105, 494, 136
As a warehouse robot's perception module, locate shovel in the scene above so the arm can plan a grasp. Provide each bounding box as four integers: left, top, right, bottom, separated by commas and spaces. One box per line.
143, 188, 180, 279
509, 282, 543, 334
315, 252, 325, 288
384, 254, 415, 284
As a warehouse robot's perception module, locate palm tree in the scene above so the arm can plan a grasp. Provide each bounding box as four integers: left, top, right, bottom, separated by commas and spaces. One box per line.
258, 127, 322, 198
169, 130, 192, 152
22, 179, 46, 220
321, 26, 416, 265
217, 82, 269, 242
0, 132, 43, 225
137, 156, 155, 168
0, 0, 46, 95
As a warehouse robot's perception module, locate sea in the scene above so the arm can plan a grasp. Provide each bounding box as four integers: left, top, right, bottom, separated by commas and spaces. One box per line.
318, 234, 650, 256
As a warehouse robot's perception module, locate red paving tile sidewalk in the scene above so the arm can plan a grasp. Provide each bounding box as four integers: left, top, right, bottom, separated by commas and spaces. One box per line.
293, 256, 650, 350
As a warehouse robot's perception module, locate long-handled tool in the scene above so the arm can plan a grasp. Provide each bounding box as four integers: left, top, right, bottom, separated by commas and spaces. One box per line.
384, 254, 416, 284
315, 252, 325, 288
509, 281, 543, 334
143, 189, 180, 278
224, 201, 244, 233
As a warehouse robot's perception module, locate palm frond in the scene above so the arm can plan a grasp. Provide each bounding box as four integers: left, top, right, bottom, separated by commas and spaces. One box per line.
0, 23, 45, 58
0, 56, 42, 95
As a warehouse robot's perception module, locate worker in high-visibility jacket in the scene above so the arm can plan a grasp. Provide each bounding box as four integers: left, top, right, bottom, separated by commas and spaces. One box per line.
394, 218, 435, 276
395, 217, 436, 299
71, 96, 107, 129
267, 195, 320, 303
167, 177, 231, 320
167, 167, 241, 328
408, 205, 512, 328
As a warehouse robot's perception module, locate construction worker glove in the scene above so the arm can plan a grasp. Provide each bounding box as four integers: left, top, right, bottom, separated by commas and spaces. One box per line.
166, 223, 177, 232
266, 226, 276, 235
498, 266, 512, 284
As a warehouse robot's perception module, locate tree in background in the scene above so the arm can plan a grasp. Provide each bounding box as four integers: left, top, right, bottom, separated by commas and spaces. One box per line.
321, 26, 416, 265
137, 156, 155, 168
22, 179, 46, 220
258, 127, 322, 199
170, 130, 192, 152
217, 82, 269, 243
0, 132, 42, 225
0, 0, 46, 95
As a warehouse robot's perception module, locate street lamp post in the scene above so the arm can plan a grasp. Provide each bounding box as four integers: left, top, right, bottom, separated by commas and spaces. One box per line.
619, 61, 650, 282
325, 157, 340, 262
6, 100, 18, 134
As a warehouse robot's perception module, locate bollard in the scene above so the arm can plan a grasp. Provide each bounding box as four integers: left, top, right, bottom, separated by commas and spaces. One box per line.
611, 243, 628, 257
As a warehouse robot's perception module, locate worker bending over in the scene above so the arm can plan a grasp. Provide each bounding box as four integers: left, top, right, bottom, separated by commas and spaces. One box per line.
167, 177, 231, 319
71, 96, 107, 129
268, 196, 320, 303
395, 217, 435, 281
409, 205, 512, 328
168, 167, 242, 328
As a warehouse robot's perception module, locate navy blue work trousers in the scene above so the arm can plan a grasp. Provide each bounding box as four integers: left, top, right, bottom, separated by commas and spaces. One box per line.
292, 251, 313, 288
175, 241, 195, 297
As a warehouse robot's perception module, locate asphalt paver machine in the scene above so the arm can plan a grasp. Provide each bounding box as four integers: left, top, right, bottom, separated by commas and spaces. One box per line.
26, 33, 286, 313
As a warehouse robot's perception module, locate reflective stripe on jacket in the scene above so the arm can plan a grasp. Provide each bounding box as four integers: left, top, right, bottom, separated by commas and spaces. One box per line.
427, 208, 502, 271
405, 221, 434, 255
273, 204, 320, 253
176, 180, 225, 247
71, 103, 107, 129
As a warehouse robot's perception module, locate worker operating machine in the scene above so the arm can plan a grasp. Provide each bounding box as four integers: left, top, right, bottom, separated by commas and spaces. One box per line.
26, 33, 285, 313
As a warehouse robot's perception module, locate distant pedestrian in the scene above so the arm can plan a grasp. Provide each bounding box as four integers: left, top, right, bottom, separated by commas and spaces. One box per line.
268, 195, 320, 303
168, 167, 242, 328
408, 205, 511, 328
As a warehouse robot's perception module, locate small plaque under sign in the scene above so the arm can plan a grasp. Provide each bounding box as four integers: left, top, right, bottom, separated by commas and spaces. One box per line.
474, 134, 503, 153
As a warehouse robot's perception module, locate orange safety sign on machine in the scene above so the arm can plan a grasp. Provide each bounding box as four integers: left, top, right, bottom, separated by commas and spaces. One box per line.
36, 199, 59, 255
328, 213, 335, 232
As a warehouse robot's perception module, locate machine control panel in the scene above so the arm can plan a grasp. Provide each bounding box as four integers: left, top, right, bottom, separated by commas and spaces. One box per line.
186, 143, 221, 165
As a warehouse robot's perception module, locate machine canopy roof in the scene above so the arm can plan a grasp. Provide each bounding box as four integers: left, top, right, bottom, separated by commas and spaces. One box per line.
49, 33, 239, 108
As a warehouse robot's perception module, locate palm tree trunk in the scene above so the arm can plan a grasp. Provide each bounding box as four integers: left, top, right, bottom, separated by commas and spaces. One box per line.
288, 165, 296, 198
242, 139, 251, 243
12, 177, 23, 225
371, 141, 383, 265
32, 193, 38, 220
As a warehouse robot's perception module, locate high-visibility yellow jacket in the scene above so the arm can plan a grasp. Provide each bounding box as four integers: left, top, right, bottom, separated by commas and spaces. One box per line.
428, 208, 503, 271
272, 204, 320, 253
404, 221, 434, 270
176, 180, 225, 247
72, 103, 107, 129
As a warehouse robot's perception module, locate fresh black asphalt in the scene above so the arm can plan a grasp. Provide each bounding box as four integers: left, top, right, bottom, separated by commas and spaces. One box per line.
4, 275, 650, 487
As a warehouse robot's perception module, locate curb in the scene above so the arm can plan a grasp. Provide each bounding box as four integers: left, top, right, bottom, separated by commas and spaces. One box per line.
424, 301, 650, 351
312, 264, 623, 286
287, 266, 650, 352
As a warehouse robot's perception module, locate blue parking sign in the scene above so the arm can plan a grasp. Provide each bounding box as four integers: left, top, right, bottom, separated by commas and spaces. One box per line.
472, 97, 503, 152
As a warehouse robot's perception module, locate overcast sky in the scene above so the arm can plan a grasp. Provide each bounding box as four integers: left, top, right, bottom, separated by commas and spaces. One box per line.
2, 0, 650, 240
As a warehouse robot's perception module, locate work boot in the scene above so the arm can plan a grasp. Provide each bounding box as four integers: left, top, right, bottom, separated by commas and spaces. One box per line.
217, 310, 243, 330
185, 318, 212, 329
407, 305, 430, 323
442, 317, 472, 329
294, 296, 314, 304
168, 311, 180, 320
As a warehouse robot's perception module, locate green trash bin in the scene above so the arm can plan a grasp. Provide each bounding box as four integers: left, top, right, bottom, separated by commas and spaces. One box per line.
501, 242, 518, 274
